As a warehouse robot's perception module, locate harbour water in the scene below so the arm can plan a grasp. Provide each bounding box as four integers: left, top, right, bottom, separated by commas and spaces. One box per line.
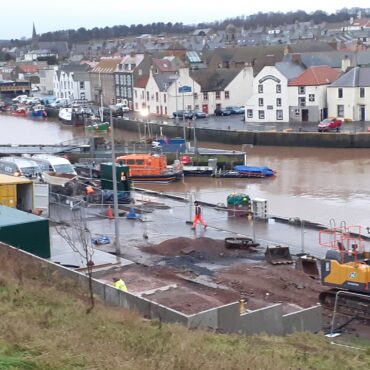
1, 114, 370, 227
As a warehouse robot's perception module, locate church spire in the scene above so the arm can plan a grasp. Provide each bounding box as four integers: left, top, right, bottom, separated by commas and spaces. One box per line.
32, 22, 38, 49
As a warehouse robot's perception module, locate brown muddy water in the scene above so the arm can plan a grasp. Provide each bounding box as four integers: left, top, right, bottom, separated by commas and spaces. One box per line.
2, 114, 370, 227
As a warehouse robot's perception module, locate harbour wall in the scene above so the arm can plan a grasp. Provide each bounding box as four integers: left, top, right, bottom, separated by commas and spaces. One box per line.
115, 119, 370, 148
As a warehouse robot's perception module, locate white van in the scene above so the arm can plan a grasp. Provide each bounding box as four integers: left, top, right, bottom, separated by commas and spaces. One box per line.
31, 155, 77, 175
0, 156, 40, 177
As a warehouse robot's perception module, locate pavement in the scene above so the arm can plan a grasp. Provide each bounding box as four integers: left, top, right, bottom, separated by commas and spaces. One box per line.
48, 190, 370, 270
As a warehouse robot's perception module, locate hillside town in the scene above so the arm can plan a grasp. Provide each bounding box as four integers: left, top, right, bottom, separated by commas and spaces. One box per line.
1, 9, 370, 123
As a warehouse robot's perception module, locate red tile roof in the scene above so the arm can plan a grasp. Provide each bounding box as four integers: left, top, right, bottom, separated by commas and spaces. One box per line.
18, 64, 39, 73
134, 75, 149, 88
288, 66, 341, 86
152, 59, 177, 73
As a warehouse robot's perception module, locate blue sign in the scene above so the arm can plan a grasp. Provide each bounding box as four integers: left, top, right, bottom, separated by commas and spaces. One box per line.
178, 85, 192, 93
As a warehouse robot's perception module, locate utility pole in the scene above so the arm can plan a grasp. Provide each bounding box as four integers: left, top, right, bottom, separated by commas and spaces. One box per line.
110, 110, 120, 257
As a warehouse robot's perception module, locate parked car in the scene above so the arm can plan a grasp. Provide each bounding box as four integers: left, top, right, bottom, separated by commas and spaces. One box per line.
214, 107, 232, 116
317, 118, 343, 132
226, 106, 244, 114
12, 95, 28, 103
50, 98, 70, 108
115, 102, 130, 112
193, 110, 207, 119
173, 110, 194, 119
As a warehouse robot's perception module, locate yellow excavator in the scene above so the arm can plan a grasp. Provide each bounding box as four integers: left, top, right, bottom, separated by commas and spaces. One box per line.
319, 224, 370, 317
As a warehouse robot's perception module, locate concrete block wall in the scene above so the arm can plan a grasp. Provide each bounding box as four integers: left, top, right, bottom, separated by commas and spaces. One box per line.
0, 242, 322, 336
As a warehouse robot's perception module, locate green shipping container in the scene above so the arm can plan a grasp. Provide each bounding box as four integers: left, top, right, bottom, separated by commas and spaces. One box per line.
100, 163, 131, 192
0, 205, 50, 258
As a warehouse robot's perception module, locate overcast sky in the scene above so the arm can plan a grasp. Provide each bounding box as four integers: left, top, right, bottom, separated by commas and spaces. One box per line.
1, 0, 369, 39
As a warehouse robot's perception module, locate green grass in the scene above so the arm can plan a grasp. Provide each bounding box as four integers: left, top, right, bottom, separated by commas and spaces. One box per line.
0, 273, 369, 370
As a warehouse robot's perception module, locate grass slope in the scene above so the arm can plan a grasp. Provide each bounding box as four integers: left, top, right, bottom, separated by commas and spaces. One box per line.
0, 273, 369, 370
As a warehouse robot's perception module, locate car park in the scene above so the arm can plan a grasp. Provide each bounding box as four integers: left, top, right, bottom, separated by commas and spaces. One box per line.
226, 106, 244, 114
317, 118, 342, 132
214, 107, 232, 116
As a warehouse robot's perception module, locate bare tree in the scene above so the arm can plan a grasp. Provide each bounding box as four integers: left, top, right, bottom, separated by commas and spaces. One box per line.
54, 205, 95, 314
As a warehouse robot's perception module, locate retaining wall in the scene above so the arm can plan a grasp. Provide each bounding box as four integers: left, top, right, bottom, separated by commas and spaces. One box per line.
0, 242, 321, 335
115, 119, 370, 148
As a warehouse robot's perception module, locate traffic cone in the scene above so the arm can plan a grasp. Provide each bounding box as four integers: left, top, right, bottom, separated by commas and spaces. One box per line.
107, 206, 113, 219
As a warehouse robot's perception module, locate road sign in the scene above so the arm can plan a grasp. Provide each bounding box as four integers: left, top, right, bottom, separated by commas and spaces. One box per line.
178, 85, 192, 93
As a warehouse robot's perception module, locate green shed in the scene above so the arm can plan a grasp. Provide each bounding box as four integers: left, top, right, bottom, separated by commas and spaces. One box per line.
0, 205, 50, 258
100, 163, 131, 192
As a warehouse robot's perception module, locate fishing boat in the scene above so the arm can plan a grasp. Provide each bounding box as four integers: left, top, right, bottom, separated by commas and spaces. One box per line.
29, 104, 47, 117
11, 105, 27, 116
116, 153, 183, 183
59, 105, 91, 126
212, 165, 276, 178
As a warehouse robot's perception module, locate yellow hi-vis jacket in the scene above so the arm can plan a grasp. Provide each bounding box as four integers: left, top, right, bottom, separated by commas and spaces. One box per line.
114, 279, 128, 292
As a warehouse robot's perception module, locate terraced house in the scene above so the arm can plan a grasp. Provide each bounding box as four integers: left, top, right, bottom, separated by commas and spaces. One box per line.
327, 67, 370, 122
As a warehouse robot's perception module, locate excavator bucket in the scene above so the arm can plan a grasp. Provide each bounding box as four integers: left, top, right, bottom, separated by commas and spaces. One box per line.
295, 255, 319, 277
265, 245, 293, 265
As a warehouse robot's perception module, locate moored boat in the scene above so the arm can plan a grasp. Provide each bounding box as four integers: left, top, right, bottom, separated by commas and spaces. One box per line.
11, 105, 27, 116
85, 119, 110, 132
116, 153, 182, 183
30, 104, 47, 117
59, 105, 91, 126
212, 165, 276, 178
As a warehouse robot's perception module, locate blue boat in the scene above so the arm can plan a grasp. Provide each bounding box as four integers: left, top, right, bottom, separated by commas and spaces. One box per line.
213, 165, 276, 178
30, 104, 47, 117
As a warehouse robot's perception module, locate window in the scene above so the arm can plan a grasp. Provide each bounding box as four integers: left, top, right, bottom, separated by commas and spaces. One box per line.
136, 160, 144, 165
156, 106, 159, 114
360, 88, 365, 98
258, 84, 263, 93
298, 97, 306, 107
258, 98, 264, 107
146, 91, 150, 101
116, 86, 120, 97
123, 75, 127, 85
127, 75, 131, 85
155, 92, 159, 102
165, 107, 167, 115
258, 110, 265, 119
79, 81, 85, 89
163, 94, 167, 103
119, 75, 124, 85
127, 159, 135, 165
294, 109, 300, 117
215, 91, 221, 99
298, 86, 305, 94
309, 94, 315, 102
134, 90, 137, 99
127, 89, 132, 98
203, 92, 208, 100
80, 92, 85, 100
276, 110, 283, 120
225, 91, 230, 99
276, 84, 281, 93
276, 98, 282, 107
123, 87, 127, 97
337, 104, 344, 117
247, 109, 253, 118
115, 75, 119, 84
338, 88, 343, 98
193, 92, 198, 100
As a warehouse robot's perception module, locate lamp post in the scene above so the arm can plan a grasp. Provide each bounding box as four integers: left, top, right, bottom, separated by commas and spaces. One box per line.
140, 108, 149, 141
110, 109, 120, 257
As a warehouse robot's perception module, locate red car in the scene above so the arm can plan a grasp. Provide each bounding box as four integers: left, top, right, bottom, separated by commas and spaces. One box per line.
317, 118, 342, 132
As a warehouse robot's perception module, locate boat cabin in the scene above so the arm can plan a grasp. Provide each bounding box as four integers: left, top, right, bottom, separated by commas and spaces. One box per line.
116, 154, 168, 176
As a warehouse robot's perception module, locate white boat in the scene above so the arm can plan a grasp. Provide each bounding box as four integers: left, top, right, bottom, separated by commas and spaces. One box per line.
59, 106, 90, 126
42, 172, 76, 186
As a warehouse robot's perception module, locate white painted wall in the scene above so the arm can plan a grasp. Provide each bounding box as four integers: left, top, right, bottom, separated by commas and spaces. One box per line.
327, 86, 370, 121
245, 66, 289, 123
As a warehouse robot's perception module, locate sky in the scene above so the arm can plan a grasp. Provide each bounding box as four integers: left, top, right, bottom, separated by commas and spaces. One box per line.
1, 0, 370, 39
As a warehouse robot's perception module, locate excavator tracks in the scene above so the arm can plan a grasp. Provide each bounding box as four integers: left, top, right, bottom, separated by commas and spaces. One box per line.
319, 289, 370, 320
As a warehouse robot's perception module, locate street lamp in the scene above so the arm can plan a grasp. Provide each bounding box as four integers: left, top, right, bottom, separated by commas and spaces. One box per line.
109, 109, 120, 257
140, 108, 149, 141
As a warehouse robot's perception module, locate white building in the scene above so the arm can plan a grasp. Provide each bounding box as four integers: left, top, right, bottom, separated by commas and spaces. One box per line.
24, 50, 54, 62
191, 66, 254, 114
39, 66, 54, 95
327, 67, 370, 121
288, 66, 341, 122
53, 64, 91, 101
245, 62, 304, 123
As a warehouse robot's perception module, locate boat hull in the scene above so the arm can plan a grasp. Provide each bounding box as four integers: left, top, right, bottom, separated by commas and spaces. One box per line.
59, 108, 86, 126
